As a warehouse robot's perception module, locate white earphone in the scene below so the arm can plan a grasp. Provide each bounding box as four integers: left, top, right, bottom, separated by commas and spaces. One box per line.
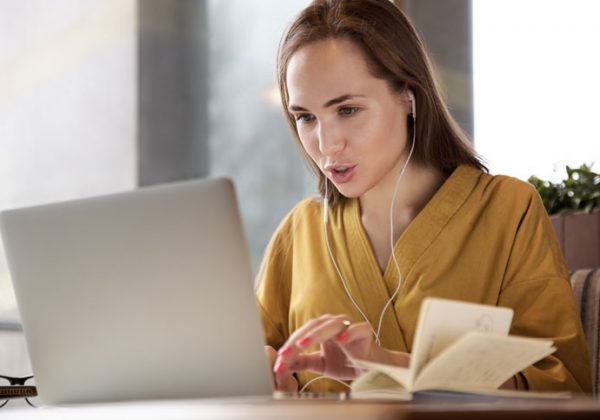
322, 88, 417, 346
407, 89, 416, 120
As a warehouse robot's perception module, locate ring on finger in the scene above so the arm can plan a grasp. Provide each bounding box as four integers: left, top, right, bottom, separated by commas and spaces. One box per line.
337, 320, 352, 343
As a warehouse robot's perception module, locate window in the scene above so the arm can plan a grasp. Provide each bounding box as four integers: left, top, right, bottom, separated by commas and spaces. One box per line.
206, 0, 313, 271
473, 0, 600, 182
0, 0, 136, 324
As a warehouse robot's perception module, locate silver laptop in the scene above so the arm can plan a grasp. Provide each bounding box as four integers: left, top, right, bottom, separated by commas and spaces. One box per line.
0, 178, 273, 405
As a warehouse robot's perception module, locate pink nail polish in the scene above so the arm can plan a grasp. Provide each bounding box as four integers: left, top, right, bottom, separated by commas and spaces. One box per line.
298, 337, 312, 348
274, 361, 286, 374
280, 346, 292, 357
337, 331, 349, 343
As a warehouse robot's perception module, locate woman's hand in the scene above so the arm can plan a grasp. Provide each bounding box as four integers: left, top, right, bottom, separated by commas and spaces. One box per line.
272, 314, 410, 387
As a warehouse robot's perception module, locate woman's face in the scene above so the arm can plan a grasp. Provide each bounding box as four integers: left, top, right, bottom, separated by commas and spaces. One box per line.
286, 38, 412, 199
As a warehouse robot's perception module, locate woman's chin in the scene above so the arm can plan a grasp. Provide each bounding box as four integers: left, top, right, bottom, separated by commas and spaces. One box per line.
333, 184, 363, 199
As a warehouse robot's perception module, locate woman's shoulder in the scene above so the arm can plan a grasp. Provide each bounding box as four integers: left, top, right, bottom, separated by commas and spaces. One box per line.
476, 170, 539, 204
290, 195, 322, 216
284, 195, 322, 225
449, 165, 539, 214
271, 195, 323, 237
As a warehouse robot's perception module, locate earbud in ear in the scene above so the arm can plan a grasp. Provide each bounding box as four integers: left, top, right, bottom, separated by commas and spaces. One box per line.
407, 89, 416, 120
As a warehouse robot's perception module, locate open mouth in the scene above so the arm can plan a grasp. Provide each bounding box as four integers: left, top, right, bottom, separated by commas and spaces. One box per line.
326, 164, 356, 184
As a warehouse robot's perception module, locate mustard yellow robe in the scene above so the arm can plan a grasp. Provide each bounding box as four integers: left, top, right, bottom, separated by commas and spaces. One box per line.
256, 165, 592, 393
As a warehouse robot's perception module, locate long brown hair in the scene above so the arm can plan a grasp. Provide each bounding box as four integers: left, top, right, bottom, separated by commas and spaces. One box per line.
277, 0, 487, 207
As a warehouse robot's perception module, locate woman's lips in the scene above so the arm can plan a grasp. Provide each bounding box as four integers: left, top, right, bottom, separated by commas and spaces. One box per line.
326, 165, 357, 184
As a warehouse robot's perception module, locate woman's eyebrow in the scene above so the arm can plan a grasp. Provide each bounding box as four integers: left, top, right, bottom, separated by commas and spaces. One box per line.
323, 94, 365, 108
288, 94, 366, 113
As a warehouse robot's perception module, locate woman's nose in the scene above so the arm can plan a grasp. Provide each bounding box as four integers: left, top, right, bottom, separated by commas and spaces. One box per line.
317, 123, 345, 156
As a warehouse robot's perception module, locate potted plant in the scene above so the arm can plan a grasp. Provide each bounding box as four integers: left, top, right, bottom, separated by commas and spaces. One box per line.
529, 164, 600, 271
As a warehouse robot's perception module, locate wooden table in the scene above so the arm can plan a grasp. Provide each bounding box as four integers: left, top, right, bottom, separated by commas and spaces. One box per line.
2, 395, 600, 420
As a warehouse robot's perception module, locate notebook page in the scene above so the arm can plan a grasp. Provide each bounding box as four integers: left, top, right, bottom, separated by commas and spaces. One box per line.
349, 359, 412, 390
413, 331, 555, 392
410, 298, 514, 381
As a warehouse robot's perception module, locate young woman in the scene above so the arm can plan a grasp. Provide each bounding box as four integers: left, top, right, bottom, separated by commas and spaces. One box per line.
256, 0, 592, 393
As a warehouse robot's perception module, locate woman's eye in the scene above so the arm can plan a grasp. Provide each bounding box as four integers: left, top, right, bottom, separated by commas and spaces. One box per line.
295, 114, 315, 123
338, 106, 359, 116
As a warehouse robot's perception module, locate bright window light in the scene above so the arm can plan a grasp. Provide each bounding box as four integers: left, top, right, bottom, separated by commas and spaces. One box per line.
473, 0, 600, 182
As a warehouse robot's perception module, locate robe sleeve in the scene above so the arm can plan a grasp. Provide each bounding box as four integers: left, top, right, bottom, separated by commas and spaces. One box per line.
255, 211, 294, 350
498, 185, 592, 393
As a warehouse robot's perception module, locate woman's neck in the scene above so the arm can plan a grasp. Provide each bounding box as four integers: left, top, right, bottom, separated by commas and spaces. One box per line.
359, 163, 446, 241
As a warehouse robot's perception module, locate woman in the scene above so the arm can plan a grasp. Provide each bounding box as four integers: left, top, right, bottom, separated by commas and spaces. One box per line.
256, 0, 592, 393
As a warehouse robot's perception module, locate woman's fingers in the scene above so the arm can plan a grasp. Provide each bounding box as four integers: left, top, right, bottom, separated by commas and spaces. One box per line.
275, 369, 299, 392
274, 315, 355, 377
266, 345, 298, 391
275, 315, 350, 364
284, 347, 355, 379
295, 315, 353, 350
286, 351, 324, 373
284, 314, 343, 347
335, 322, 374, 358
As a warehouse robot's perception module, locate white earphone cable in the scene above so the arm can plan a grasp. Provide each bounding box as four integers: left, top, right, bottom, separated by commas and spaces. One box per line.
324, 190, 379, 340
298, 375, 352, 393
375, 124, 416, 341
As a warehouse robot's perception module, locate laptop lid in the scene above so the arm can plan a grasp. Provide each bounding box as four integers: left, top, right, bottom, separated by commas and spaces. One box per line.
0, 177, 273, 405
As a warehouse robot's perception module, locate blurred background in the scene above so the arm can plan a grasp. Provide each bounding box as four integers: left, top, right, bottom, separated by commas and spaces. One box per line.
0, 0, 598, 382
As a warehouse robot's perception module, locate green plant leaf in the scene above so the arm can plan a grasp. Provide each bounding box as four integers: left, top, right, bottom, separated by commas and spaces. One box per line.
528, 163, 599, 215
